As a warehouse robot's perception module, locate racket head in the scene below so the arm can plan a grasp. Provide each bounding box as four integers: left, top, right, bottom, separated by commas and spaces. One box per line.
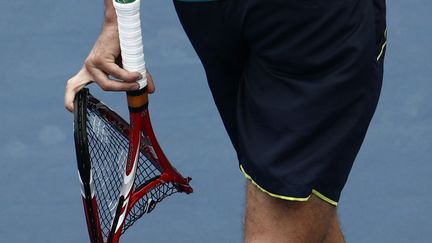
74, 88, 192, 243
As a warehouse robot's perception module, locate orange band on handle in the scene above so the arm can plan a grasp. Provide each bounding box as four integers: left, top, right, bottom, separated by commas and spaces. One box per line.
127, 92, 148, 109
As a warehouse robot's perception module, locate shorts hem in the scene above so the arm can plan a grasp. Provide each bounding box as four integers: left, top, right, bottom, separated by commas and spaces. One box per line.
312, 189, 338, 206
240, 164, 338, 206
240, 165, 310, 202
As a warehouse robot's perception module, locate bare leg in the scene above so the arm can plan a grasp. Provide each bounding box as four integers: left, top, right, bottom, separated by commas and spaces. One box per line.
322, 214, 345, 243
244, 181, 344, 243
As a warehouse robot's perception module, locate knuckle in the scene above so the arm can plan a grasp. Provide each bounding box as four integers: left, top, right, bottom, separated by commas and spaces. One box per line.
111, 70, 123, 79
86, 54, 102, 67
84, 59, 93, 69
100, 83, 111, 91
119, 71, 128, 79
92, 57, 103, 67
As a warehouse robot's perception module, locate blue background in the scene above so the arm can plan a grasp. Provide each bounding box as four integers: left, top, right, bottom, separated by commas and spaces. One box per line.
0, 0, 430, 242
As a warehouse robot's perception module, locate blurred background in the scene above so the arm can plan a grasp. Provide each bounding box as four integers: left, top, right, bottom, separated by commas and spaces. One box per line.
0, 0, 430, 242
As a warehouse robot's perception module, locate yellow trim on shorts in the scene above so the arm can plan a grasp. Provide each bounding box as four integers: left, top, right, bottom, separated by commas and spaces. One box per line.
376, 28, 387, 61
376, 42, 387, 61
312, 190, 338, 206
240, 165, 338, 206
240, 165, 310, 202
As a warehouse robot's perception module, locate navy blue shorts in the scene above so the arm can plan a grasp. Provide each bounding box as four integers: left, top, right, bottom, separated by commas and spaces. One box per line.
174, 0, 387, 206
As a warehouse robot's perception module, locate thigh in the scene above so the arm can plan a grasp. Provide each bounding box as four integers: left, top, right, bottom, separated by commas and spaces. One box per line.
233, 0, 385, 204
174, 0, 248, 152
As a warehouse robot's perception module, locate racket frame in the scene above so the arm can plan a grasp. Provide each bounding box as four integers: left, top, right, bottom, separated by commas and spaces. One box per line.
74, 89, 192, 243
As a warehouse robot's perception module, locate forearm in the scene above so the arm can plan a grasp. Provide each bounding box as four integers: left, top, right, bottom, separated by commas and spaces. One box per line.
104, 0, 117, 25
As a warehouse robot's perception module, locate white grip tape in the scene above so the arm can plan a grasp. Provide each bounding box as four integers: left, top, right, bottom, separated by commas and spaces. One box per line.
113, 0, 147, 89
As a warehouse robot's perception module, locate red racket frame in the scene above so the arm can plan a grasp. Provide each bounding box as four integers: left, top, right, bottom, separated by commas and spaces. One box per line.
74, 89, 192, 243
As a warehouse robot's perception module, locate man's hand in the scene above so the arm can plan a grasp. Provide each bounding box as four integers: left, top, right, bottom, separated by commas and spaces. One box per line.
65, 24, 155, 112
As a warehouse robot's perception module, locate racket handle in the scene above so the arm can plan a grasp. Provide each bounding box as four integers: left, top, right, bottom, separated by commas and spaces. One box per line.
113, 0, 147, 90
126, 88, 148, 112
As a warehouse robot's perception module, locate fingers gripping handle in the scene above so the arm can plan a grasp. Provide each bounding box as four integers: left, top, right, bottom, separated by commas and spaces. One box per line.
113, 0, 147, 89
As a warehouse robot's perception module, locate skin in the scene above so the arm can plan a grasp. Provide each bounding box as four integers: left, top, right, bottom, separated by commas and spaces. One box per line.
65, 2, 346, 242
244, 182, 345, 243
64, 0, 155, 112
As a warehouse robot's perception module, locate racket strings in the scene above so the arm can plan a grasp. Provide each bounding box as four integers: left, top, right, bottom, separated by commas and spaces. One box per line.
123, 182, 179, 232
85, 103, 180, 240
87, 108, 130, 241
122, 133, 181, 232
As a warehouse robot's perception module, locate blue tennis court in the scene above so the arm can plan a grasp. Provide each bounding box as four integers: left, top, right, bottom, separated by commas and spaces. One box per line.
0, 0, 430, 242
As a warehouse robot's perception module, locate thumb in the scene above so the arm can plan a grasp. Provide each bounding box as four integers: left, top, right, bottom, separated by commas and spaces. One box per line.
65, 67, 94, 112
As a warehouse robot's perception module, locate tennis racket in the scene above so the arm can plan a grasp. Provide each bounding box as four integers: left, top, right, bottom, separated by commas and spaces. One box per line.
73, 1, 193, 242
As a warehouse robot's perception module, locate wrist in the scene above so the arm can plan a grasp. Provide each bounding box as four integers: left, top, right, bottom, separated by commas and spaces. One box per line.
104, 0, 117, 25
104, 11, 117, 25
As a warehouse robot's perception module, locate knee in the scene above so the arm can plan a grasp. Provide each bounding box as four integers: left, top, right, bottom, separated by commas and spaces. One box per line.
244, 182, 339, 243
